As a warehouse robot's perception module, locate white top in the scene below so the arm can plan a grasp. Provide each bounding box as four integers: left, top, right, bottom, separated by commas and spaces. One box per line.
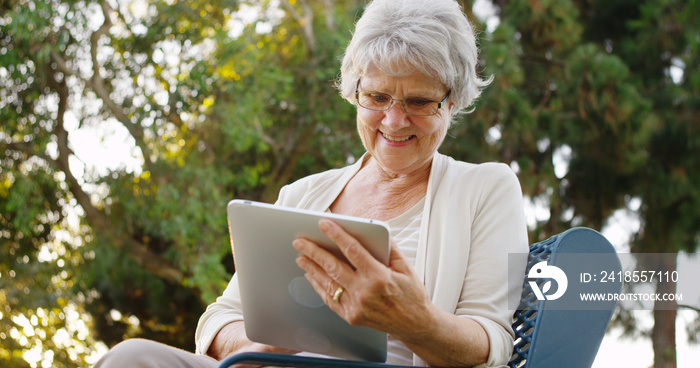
386, 197, 424, 365
195, 152, 529, 367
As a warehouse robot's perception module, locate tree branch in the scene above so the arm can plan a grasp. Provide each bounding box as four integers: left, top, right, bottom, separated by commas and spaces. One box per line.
49, 49, 80, 78
3, 57, 189, 286
678, 304, 700, 313
320, 0, 337, 32
520, 53, 566, 67
254, 118, 278, 150
108, 2, 184, 130
51, 1, 154, 164
56, 66, 186, 283
84, 1, 154, 164
5, 136, 187, 284
280, 0, 316, 54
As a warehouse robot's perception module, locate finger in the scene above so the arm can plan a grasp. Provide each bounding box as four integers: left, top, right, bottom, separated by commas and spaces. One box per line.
318, 219, 385, 275
293, 238, 353, 286
303, 270, 343, 307
232, 363, 263, 368
295, 253, 338, 297
388, 241, 414, 275
298, 259, 350, 311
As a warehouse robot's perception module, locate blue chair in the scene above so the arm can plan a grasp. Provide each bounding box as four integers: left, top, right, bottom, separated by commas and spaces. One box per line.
215, 227, 622, 368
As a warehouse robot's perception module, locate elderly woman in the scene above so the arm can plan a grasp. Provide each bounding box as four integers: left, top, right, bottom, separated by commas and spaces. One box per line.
95, 0, 527, 367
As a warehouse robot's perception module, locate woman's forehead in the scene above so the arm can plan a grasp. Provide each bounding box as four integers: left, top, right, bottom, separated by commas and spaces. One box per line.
361, 66, 446, 95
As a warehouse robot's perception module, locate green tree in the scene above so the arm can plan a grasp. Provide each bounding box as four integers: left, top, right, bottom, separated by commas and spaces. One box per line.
607, 2, 700, 367
448, 0, 654, 237
2, 0, 698, 367
1, 0, 362, 366
455, 1, 699, 367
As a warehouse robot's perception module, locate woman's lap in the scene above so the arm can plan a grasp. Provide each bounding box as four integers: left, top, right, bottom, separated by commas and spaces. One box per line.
93, 338, 218, 368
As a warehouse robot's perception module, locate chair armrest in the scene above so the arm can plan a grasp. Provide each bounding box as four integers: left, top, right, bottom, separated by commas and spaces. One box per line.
510, 227, 622, 368
215, 352, 417, 368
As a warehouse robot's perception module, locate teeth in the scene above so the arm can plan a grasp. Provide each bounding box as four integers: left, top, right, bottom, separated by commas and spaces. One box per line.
382, 132, 413, 142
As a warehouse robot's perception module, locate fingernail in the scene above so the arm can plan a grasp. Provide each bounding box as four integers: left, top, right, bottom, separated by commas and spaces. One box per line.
293, 239, 304, 250
319, 219, 332, 232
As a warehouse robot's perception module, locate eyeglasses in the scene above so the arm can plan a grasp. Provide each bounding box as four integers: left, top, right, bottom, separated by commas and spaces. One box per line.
355, 80, 451, 116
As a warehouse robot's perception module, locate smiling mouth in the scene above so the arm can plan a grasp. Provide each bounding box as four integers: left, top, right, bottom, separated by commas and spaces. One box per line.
381, 131, 414, 143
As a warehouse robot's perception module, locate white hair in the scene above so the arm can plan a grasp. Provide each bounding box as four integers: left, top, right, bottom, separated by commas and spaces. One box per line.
337, 0, 491, 116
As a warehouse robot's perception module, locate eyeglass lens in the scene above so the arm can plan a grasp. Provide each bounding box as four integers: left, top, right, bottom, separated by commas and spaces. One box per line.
357, 92, 440, 116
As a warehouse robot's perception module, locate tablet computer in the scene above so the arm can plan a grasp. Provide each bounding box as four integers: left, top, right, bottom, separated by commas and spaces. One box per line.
226, 199, 391, 362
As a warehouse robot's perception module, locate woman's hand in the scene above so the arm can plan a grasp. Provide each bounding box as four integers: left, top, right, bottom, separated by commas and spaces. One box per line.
293, 219, 434, 338
293, 219, 489, 367
207, 321, 299, 368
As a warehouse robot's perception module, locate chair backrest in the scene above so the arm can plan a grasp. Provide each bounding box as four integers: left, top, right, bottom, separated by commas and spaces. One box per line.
508, 228, 622, 368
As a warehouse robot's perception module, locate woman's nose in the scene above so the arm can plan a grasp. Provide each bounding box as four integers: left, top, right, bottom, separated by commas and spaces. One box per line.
383, 100, 411, 129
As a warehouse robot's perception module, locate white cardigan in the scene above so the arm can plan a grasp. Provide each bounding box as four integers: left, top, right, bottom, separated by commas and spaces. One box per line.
195, 152, 529, 367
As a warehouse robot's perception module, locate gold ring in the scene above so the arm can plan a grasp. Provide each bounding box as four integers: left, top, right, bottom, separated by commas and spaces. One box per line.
332, 287, 344, 302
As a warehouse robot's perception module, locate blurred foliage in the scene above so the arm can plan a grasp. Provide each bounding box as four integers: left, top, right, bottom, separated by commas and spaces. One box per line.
0, 0, 698, 367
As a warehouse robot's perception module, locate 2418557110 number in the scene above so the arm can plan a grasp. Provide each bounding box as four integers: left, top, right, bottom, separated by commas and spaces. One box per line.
598, 270, 678, 283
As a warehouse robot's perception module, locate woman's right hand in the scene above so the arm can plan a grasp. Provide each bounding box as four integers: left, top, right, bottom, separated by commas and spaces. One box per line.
207, 321, 299, 368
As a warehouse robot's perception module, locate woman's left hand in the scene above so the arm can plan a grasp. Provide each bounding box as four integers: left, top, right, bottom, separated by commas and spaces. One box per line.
292, 219, 435, 339
293, 219, 490, 367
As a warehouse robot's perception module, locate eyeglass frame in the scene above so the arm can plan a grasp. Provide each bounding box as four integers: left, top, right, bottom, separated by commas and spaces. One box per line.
354, 79, 451, 117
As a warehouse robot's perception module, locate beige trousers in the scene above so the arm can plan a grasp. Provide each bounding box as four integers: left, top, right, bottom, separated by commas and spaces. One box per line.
93, 338, 219, 368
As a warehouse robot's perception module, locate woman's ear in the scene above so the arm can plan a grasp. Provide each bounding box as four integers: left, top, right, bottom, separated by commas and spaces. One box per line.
447, 102, 457, 118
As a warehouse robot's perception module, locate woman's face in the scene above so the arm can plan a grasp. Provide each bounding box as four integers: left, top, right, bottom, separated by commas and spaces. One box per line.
356, 67, 453, 176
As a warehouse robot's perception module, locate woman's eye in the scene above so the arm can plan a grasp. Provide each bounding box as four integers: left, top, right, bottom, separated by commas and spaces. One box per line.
370, 93, 391, 103
407, 98, 431, 107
